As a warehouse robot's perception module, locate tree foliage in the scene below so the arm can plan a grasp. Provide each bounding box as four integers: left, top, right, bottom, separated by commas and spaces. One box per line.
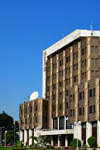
30, 135, 51, 148
0, 111, 13, 132
70, 138, 81, 149
3, 130, 14, 145
88, 136, 96, 147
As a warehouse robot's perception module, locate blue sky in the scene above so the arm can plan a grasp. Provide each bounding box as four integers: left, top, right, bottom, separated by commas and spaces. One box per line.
0, 0, 100, 121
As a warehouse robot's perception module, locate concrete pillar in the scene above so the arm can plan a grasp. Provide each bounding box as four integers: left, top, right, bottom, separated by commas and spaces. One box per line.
65, 135, 68, 147
20, 130, 23, 141
74, 125, 77, 138
78, 124, 82, 141
97, 120, 100, 147
51, 136, 53, 146
58, 135, 60, 147
64, 116, 66, 129
74, 124, 82, 141
29, 129, 32, 145
86, 122, 92, 145
24, 130, 27, 146
58, 117, 59, 130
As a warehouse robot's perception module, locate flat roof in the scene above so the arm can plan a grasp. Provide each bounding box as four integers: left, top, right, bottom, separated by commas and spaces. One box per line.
43, 29, 100, 57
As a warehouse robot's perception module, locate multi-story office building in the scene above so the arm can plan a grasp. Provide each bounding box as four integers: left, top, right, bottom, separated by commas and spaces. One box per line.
19, 98, 49, 145
20, 29, 100, 147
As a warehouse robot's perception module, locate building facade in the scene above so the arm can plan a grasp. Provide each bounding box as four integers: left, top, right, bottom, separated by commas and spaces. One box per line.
20, 29, 100, 147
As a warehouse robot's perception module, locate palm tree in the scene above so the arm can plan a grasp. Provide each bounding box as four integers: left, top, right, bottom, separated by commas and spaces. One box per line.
30, 135, 51, 148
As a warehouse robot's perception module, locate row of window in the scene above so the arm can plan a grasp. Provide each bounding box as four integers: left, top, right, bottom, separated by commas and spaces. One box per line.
82, 48, 87, 55
91, 46, 99, 53
89, 105, 95, 114
91, 58, 99, 65
89, 88, 95, 97
47, 46, 99, 70
79, 107, 84, 116
70, 109, 75, 117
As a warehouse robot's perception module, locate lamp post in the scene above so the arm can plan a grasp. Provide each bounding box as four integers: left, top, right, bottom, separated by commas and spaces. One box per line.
5, 131, 7, 146
74, 121, 81, 150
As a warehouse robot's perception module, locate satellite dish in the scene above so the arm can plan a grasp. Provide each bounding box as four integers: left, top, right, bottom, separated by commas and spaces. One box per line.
30, 91, 39, 101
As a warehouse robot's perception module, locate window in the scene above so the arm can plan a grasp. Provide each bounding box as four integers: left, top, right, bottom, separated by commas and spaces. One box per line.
70, 110, 72, 117
74, 76, 78, 82
59, 81, 63, 87
82, 61, 85, 67
59, 60, 63, 66
70, 95, 73, 102
59, 71, 63, 77
91, 46, 94, 52
66, 90, 68, 96
35, 105, 37, 111
53, 74, 56, 79
59, 92, 63, 98
53, 105, 55, 111
73, 52, 78, 59
89, 89, 92, 97
25, 119, 27, 124
66, 57, 68, 63
82, 49, 84, 55
66, 102, 68, 108
59, 104, 62, 110
79, 92, 82, 100
79, 108, 82, 116
53, 64, 56, 69
47, 86, 50, 92
35, 117, 37, 123
91, 58, 94, 65
89, 106, 92, 114
30, 106, 32, 113
95, 58, 98, 64
95, 46, 99, 53
45, 105, 47, 111
82, 73, 84, 80
53, 94, 56, 100
30, 118, 32, 124
53, 84, 56, 90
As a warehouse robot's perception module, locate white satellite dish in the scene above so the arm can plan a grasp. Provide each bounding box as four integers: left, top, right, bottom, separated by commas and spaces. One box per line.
30, 91, 39, 101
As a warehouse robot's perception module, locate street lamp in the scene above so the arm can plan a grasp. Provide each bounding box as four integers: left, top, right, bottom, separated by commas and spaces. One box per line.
5, 131, 7, 146
74, 121, 81, 150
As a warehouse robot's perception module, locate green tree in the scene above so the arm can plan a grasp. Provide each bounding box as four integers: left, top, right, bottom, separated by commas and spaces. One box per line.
4, 130, 14, 145
0, 111, 13, 132
88, 136, 96, 147
70, 138, 81, 149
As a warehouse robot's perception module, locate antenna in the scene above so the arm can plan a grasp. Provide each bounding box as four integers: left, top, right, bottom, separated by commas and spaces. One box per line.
90, 19, 93, 35
62, 33, 64, 38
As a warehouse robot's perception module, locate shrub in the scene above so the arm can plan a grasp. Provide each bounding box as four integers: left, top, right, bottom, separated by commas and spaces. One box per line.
70, 138, 81, 149
88, 136, 96, 147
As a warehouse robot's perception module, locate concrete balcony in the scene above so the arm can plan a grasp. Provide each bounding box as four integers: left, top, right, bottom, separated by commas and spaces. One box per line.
39, 129, 74, 136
